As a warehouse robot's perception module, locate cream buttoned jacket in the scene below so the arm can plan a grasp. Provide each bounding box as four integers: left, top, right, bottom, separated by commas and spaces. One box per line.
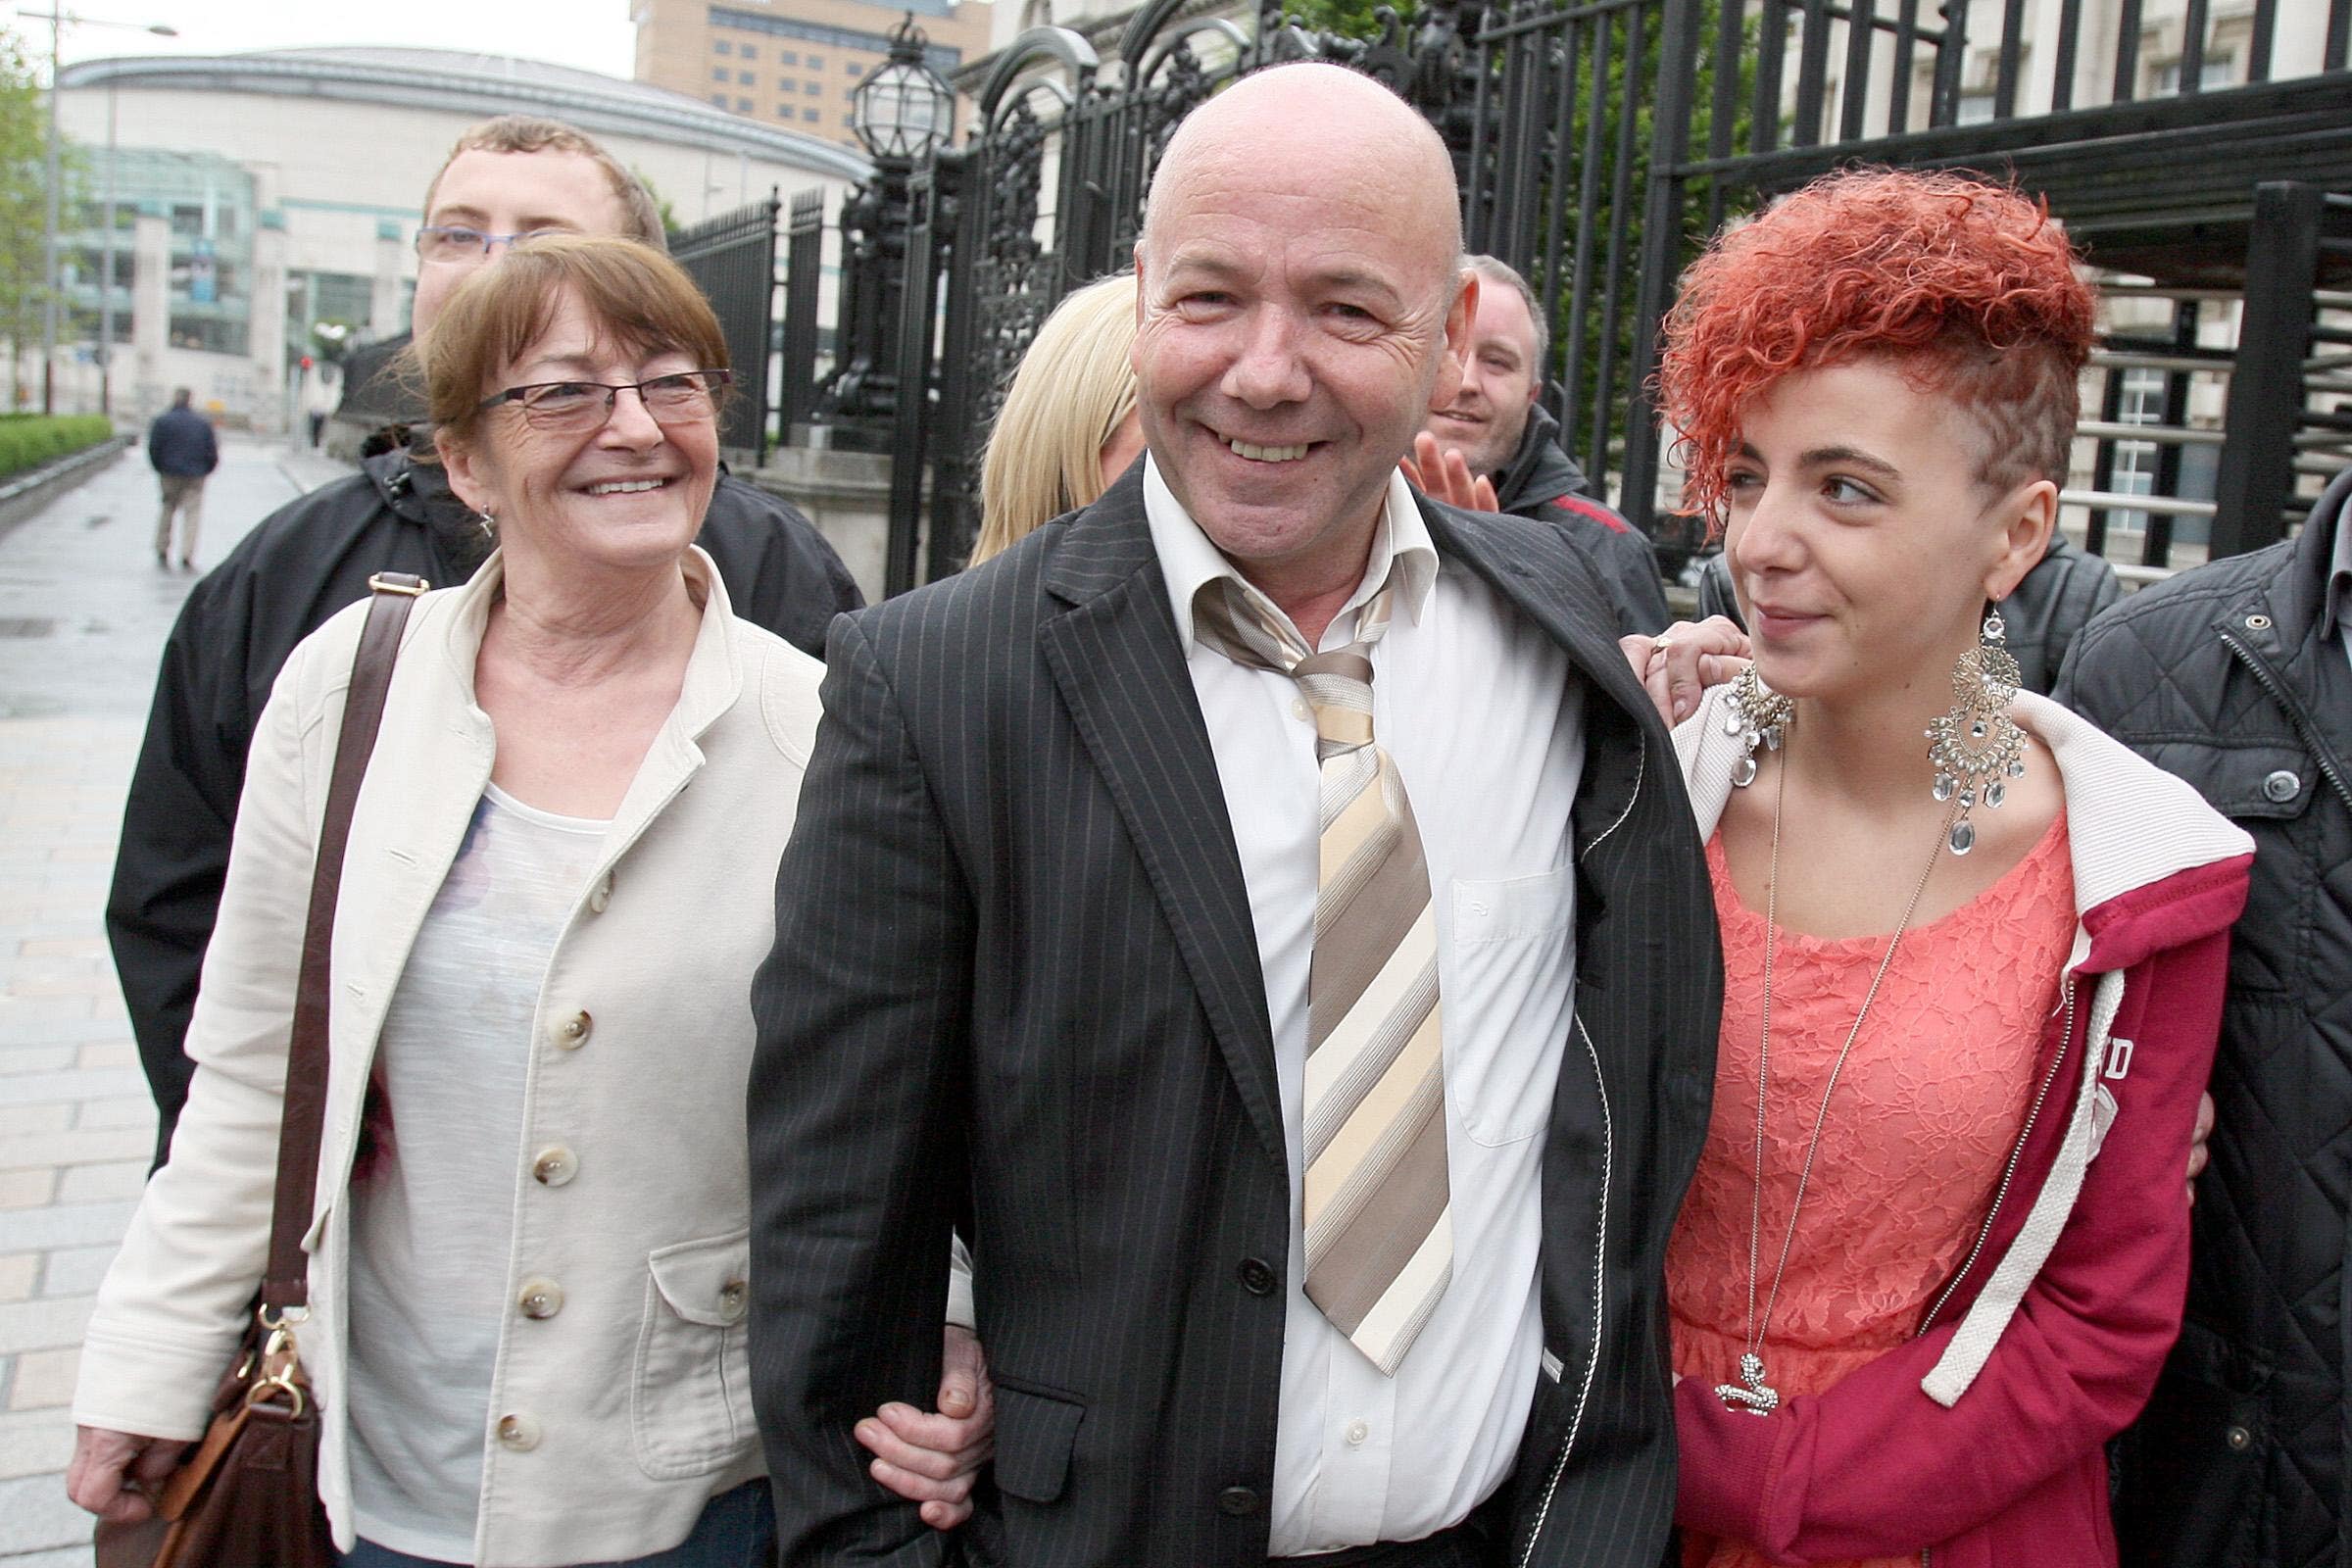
75, 549, 825, 1566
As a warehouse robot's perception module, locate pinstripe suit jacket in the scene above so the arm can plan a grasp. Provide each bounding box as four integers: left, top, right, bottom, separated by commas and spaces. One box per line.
747, 466, 1721, 1567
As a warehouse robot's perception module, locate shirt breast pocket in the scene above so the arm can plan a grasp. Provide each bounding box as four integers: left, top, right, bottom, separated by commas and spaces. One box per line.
1448, 864, 1576, 1147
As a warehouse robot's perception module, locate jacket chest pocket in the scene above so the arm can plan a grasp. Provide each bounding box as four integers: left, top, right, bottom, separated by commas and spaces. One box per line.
631, 1229, 756, 1479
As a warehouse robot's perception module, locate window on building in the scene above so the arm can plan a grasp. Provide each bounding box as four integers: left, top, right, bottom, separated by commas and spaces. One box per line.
779, 77, 797, 92
740, 44, 757, 60
779, 49, 798, 65
803, 107, 819, 122
2154, 54, 2236, 94
713, 38, 731, 55
738, 69, 755, 83
1955, 89, 1996, 124
735, 96, 752, 112
712, 92, 729, 106
807, 55, 823, 68
713, 66, 730, 81
2107, 366, 2168, 533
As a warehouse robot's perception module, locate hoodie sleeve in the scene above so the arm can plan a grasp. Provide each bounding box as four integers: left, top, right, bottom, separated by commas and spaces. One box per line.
1676, 913, 2238, 1562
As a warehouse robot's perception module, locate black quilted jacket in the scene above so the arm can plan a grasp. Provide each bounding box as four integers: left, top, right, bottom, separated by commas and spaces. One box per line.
2055, 467, 2352, 1568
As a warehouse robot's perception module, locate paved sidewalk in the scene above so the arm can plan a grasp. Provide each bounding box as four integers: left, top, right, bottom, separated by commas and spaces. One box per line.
0, 436, 351, 1564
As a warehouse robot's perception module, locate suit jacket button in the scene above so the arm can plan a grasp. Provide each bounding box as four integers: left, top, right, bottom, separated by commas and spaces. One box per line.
1217, 1486, 1261, 1516
1237, 1257, 1277, 1296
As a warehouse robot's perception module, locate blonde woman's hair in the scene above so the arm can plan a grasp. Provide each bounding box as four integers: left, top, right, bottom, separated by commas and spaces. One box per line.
972, 272, 1140, 565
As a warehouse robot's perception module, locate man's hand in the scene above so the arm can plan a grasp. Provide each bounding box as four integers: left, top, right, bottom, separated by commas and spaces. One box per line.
1401, 433, 1499, 514
858, 1324, 995, 1530
66, 1425, 188, 1526
1619, 615, 1751, 726
2187, 1091, 2216, 1204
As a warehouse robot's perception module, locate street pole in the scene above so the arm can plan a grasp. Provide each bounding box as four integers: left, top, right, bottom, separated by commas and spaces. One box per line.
41, 8, 60, 415
26, 13, 179, 418
97, 81, 114, 416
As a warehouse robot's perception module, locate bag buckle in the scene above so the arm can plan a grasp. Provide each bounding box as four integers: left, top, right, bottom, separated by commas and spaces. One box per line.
367, 572, 429, 597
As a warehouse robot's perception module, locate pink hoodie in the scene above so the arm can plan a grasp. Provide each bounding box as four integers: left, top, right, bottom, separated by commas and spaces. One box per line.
1669, 688, 2255, 1567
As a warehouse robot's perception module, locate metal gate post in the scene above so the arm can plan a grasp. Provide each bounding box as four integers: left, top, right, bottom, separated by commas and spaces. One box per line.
2213, 181, 2323, 559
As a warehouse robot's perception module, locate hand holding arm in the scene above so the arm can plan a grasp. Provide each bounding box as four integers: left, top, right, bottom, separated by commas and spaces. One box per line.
860, 1324, 996, 1529
1619, 615, 1751, 726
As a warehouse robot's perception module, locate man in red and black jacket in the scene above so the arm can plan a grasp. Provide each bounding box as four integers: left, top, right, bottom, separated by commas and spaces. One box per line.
1420, 254, 1670, 637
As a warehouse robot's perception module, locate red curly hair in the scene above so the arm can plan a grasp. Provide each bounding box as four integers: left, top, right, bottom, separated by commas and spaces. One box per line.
1658, 168, 2095, 525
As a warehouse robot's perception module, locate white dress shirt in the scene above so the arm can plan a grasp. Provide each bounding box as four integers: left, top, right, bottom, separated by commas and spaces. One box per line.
1144, 459, 1587, 1554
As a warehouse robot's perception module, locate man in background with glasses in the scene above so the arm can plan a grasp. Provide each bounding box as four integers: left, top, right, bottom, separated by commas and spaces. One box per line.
107, 115, 864, 1171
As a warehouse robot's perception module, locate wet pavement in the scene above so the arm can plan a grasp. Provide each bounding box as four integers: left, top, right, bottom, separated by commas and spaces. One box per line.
0, 435, 350, 1565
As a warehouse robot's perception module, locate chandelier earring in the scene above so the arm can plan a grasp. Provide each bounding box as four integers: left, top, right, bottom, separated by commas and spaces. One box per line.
474, 507, 497, 542
1723, 664, 1792, 789
1925, 606, 2027, 856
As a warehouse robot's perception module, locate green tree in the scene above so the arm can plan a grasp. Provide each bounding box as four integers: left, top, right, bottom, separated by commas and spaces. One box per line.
0, 29, 51, 412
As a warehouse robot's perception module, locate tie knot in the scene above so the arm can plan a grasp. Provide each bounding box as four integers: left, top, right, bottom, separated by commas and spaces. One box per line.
1193, 579, 1394, 760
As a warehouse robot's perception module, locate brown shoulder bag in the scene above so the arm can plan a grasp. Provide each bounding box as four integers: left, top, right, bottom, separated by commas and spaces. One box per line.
96, 572, 428, 1568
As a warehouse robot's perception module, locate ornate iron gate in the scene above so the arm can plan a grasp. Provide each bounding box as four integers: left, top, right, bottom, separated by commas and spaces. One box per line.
672, 195, 782, 465
859, 0, 2352, 590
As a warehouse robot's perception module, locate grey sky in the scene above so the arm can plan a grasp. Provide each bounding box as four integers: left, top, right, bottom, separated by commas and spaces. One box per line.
13, 1, 638, 79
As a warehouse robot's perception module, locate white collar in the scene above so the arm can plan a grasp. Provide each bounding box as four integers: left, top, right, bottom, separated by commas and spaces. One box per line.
1142, 454, 1439, 656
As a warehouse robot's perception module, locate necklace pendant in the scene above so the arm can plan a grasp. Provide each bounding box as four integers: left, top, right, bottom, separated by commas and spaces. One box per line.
1713, 1352, 1780, 1417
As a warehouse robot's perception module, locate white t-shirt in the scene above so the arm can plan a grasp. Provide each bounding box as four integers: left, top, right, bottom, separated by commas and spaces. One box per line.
345, 785, 608, 1561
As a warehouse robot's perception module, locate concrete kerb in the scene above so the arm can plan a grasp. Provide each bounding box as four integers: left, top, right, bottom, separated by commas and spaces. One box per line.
0, 437, 135, 546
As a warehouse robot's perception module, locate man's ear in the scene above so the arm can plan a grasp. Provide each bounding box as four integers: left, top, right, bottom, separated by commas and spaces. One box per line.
1429, 268, 1479, 414
1984, 477, 2057, 603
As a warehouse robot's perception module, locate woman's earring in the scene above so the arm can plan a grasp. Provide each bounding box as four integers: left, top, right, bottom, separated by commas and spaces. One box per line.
474, 507, 497, 541
1926, 607, 2026, 855
1724, 664, 1791, 788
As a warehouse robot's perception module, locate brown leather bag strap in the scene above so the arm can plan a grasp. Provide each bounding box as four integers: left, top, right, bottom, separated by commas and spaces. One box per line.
261, 572, 428, 1310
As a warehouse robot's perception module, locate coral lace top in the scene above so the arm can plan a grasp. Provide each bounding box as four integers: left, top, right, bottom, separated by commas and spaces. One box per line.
1669, 812, 2076, 1568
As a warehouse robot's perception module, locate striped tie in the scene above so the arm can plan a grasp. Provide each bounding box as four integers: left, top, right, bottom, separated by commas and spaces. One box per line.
1195, 577, 1451, 1376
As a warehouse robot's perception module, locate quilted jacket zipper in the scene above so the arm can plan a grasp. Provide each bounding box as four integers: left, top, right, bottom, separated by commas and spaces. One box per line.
2218, 629, 2352, 816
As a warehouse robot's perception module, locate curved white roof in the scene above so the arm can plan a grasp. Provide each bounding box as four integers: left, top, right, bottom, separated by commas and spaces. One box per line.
59, 45, 873, 182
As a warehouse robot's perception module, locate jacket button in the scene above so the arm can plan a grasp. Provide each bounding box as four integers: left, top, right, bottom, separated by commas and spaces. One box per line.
587, 874, 612, 913
553, 1010, 592, 1050
2263, 769, 2300, 803
716, 1278, 749, 1323
2225, 1424, 2253, 1451
531, 1147, 578, 1186
495, 1412, 542, 1450
1236, 1257, 1277, 1296
517, 1278, 564, 1319
1217, 1485, 1261, 1516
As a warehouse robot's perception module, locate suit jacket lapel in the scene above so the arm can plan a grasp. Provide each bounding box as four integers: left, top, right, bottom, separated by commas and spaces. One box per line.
1037, 477, 1288, 1172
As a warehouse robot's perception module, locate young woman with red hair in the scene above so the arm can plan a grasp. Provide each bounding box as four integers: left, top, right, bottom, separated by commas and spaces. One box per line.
1642, 169, 2253, 1566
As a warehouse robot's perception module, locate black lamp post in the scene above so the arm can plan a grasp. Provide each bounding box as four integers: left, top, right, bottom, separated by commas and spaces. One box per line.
817, 14, 956, 443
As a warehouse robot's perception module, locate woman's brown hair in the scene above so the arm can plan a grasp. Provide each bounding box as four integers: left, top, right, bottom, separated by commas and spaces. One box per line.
419, 235, 729, 452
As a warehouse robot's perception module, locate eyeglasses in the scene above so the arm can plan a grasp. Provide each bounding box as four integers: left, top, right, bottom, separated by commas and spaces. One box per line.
477, 370, 733, 432
416, 225, 571, 264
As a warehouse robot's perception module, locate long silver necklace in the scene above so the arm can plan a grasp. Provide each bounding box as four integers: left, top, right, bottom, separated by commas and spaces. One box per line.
1716, 746, 1955, 1417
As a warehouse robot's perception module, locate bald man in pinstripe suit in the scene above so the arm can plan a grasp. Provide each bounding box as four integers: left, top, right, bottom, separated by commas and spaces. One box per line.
747, 64, 1720, 1568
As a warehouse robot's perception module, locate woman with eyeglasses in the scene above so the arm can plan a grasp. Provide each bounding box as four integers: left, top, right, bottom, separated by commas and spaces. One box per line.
67, 237, 991, 1568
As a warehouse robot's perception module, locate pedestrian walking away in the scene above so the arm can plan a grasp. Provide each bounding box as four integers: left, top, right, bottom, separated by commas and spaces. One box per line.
145, 388, 218, 570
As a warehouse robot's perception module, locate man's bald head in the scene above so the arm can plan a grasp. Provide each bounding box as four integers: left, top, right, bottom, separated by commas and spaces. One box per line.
1138, 65, 1462, 272
1127, 62, 1476, 619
